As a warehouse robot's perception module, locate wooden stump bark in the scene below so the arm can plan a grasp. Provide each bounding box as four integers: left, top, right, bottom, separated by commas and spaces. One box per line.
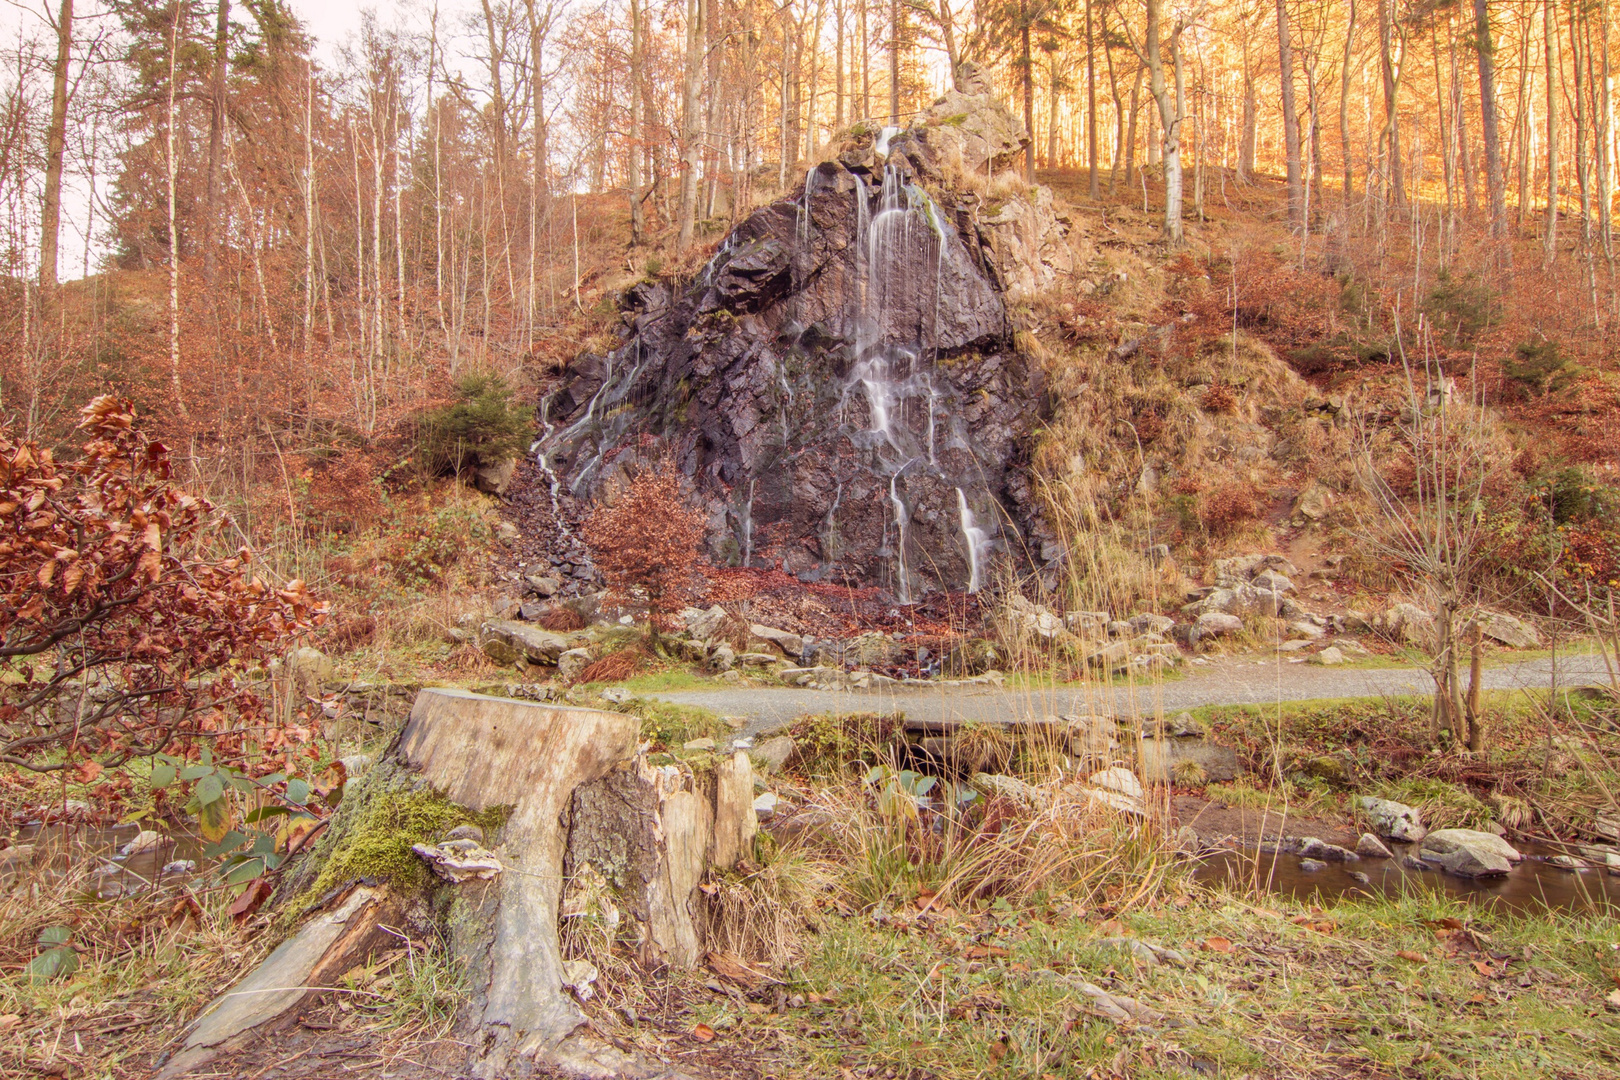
165, 688, 756, 1079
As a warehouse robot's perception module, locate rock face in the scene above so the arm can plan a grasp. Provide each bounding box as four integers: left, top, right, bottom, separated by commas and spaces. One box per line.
1418, 829, 1523, 877
535, 85, 1059, 600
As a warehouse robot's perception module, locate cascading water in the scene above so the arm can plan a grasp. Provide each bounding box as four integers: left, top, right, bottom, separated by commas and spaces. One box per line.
956, 487, 991, 594
533, 139, 1028, 600
531, 392, 572, 538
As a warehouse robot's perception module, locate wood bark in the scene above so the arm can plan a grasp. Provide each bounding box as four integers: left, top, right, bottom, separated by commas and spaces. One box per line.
678, 0, 704, 247
38, 0, 72, 292
202, 0, 229, 282
1277, 0, 1304, 227
629, 0, 646, 245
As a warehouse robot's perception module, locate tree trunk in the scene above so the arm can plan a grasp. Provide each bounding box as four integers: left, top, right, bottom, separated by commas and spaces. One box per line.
1104, 9, 1125, 193
1377, 0, 1405, 211
1277, 0, 1303, 227
1086, 0, 1099, 197
678, 0, 704, 247
38, 0, 72, 293
1474, 0, 1508, 239
1239, 5, 1256, 183
202, 0, 229, 283
1545, 0, 1558, 263
1022, 6, 1035, 179
835, 0, 845, 129
629, 0, 645, 245
890, 0, 901, 125
1125, 63, 1144, 187
1341, 0, 1355, 200
165, 10, 187, 426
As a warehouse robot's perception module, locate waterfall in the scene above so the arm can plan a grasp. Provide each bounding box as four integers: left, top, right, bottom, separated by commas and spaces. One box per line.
956, 487, 990, 594
741, 479, 757, 566
889, 467, 915, 604
531, 392, 572, 538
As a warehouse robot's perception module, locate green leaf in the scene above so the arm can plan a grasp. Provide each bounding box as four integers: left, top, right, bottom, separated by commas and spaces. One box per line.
250, 832, 278, 857
197, 794, 233, 844
37, 926, 71, 948
150, 763, 177, 789
243, 805, 291, 823
195, 773, 225, 806
286, 779, 310, 806
224, 858, 266, 885
179, 764, 212, 781
200, 745, 214, 767
204, 830, 247, 858
28, 946, 78, 984
227, 774, 256, 793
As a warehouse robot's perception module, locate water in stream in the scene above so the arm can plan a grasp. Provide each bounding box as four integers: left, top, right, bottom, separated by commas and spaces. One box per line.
1194, 841, 1620, 914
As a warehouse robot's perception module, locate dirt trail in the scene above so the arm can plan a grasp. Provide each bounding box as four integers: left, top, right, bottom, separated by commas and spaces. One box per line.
652, 654, 1612, 736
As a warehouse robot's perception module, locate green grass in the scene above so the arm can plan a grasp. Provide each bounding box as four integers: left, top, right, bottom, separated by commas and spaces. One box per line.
711, 887, 1620, 1078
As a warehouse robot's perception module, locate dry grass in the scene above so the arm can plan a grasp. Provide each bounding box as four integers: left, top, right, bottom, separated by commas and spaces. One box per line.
578, 648, 642, 684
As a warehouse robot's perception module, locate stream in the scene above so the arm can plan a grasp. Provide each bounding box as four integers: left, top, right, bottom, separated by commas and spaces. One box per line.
1193, 840, 1620, 914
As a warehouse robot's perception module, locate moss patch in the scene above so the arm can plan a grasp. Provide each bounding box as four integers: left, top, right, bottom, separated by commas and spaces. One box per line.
300, 779, 508, 911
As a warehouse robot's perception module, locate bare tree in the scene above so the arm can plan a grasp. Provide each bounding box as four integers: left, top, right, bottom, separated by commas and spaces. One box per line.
38, 0, 72, 292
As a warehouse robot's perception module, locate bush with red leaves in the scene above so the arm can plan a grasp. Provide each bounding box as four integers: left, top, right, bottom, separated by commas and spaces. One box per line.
0, 397, 324, 774
582, 456, 708, 632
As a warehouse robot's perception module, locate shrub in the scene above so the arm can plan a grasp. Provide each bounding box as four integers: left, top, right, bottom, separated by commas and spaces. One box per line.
0, 397, 323, 774
1504, 339, 1582, 396
1423, 268, 1497, 344
582, 455, 707, 631
416, 373, 531, 478
1199, 481, 1265, 536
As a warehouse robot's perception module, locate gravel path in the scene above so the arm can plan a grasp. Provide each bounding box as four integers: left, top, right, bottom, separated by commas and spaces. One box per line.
652, 653, 1613, 736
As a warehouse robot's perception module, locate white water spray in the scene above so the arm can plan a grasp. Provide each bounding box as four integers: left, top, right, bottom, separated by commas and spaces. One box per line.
956, 487, 990, 594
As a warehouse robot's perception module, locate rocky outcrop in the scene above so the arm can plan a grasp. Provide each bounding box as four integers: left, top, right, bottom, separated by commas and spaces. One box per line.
536, 81, 1065, 601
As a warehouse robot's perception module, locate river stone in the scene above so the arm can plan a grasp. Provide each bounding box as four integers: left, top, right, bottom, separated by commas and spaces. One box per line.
1355, 833, 1394, 858
1298, 858, 1327, 872
1418, 829, 1523, 877
1360, 796, 1427, 842
1296, 837, 1359, 862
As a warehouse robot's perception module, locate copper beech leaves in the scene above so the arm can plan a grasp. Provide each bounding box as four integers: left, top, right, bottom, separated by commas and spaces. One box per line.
0, 396, 324, 774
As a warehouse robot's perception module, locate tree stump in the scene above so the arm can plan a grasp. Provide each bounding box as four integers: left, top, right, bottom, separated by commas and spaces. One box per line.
164, 688, 756, 1079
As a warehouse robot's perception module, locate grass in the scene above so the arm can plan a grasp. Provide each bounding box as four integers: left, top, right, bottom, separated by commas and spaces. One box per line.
688, 885, 1620, 1079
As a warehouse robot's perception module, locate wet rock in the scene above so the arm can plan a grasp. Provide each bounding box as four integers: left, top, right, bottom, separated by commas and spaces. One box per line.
1418, 829, 1522, 878
1401, 854, 1428, 871
1356, 833, 1394, 858
1295, 836, 1359, 862
1546, 854, 1587, 870
161, 860, 197, 875
1360, 796, 1427, 842
1173, 826, 1201, 856
1347, 870, 1372, 885
480, 621, 571, 666
1298, 858, 1327, 872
